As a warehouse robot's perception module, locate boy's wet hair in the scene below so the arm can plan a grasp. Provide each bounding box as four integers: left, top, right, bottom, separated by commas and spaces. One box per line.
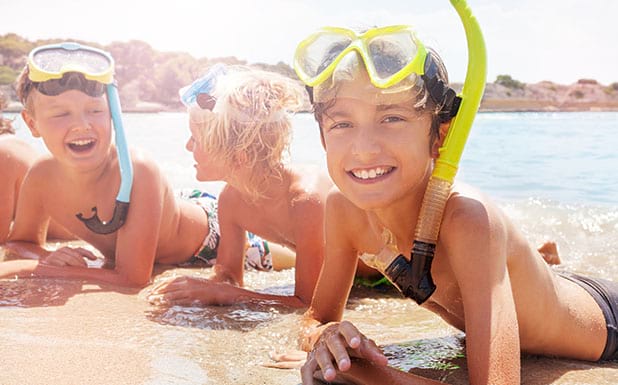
15, 65, 34, 109
309, 48, 452, 147
0, 90, 14, 135
188, 67, 305, 200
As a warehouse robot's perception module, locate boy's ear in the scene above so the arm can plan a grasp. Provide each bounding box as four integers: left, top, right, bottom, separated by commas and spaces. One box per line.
21, 109, 41, 138
431, 121, 451, 158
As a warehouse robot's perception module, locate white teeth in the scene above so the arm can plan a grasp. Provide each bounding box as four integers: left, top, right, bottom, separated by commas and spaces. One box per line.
351, 167, 391, 180
70, 139, 94, 146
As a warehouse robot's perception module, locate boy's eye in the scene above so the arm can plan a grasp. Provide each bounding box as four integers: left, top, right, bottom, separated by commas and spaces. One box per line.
383, 115, 405, 123
329, 121, 352, 130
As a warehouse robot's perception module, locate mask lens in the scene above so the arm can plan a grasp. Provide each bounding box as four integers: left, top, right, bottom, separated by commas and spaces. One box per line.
299, 32, 353, 80
31, 46, 112, 76
367, 30, 418, 81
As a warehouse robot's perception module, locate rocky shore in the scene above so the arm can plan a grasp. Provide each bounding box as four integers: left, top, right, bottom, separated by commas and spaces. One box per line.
3, 79, 618, 113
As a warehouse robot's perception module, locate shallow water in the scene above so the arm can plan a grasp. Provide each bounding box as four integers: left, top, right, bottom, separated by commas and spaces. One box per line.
2, 112, 618, 383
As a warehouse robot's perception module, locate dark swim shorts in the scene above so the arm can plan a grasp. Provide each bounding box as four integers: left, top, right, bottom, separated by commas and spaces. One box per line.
560, 273, 618, 361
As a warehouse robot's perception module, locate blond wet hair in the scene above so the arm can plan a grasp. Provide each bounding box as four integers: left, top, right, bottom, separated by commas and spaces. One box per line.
189, 67, 305, 200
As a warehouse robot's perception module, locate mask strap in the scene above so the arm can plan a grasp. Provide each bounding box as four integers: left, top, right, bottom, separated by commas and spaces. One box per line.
422, 55, 462, 123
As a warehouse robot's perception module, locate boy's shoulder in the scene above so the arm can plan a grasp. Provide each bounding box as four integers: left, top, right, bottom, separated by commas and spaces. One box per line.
325, 186, 369, 222
127, 147, 166, 181
440, 182, 508, 248
0, 136, 38, 160
289, 164, 332, 195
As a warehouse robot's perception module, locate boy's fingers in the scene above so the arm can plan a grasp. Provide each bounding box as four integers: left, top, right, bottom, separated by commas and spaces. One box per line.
339, 320, 363, 348
325, 334, 351, 371
44, 249, 87, 267
358, 337, 388, 365
75, 247, 98, 260
300, 355, 318, 384
313, 344, 338, 381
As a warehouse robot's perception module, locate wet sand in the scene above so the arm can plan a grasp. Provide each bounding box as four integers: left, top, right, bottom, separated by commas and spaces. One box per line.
1, 264, 617, 385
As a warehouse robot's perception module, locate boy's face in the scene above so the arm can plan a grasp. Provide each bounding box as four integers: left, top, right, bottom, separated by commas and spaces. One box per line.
320, 77, 435, 210
186, 122, 229, 182
22, 89, 112, 170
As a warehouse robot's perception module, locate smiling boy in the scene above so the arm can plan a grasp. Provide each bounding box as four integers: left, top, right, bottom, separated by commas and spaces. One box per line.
0, 43, 212, 287
293, 25, 618, 385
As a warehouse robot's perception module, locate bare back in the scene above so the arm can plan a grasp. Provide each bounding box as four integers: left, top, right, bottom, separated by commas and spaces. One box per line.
0, 136, 39, 242
215, 164, 332, 303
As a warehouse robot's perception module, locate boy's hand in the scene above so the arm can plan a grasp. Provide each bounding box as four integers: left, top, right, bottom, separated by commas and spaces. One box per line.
41, 246, 98, 267
301, 321, 388, 384
148, 276, 243, 306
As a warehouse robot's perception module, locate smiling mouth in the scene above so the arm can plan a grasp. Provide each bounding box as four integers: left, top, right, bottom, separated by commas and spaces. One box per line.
67, 139, 96, 153
349, 166, 394, 180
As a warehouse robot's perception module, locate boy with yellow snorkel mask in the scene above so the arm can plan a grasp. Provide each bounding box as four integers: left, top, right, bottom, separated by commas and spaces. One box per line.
295, 1, 618, 384
0, 42, 223, 287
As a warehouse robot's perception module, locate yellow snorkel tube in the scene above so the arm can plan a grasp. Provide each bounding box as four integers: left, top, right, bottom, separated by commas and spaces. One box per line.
381, 0, 486, 304
415, 0, 486, 242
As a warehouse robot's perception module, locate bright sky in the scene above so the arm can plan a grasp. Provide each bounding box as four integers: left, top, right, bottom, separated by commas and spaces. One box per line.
1, 0, 616, 84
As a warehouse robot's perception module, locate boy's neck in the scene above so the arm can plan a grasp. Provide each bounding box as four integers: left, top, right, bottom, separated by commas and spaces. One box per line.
367, 179, 428, 253
58, 146, 116, 185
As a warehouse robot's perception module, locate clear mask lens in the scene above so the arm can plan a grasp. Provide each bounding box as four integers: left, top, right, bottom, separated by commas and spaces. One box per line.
367, 30, 418, 80
31, 47, 112, 77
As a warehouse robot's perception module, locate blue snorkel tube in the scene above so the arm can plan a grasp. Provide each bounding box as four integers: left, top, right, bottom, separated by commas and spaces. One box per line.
75, 82, 133, 234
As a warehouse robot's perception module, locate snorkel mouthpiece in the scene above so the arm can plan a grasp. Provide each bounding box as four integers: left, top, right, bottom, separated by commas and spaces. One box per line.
76, 201, 130, 235
384, 241, 436, 303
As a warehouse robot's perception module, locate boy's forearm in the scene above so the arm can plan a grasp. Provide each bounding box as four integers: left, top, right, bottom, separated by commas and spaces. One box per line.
234, 289, 307, 308
29, 263, 148, 288
3, 240, 50, 261
212, 264, 242, 286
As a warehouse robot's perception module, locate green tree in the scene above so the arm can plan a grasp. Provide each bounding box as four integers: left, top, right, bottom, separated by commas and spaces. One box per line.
0, 66, 19, 85
495, 74, 525, 90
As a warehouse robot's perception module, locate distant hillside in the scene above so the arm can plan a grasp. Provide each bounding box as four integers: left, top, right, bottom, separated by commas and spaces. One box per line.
0, 33, 296, 112
474, 77, 618, 112
2, 34, 617, 113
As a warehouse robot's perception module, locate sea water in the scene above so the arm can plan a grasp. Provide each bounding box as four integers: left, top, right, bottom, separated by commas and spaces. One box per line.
1, 111, 617, 384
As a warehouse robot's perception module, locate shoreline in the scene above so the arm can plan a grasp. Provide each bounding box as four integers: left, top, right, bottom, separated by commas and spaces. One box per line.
3, 79, 618, 114
5, 102, 618, 114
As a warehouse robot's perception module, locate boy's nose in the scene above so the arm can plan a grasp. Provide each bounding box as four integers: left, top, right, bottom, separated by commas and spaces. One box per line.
351, 127, 381, 159
185, 136, 195, 152
72, 113, 94, 131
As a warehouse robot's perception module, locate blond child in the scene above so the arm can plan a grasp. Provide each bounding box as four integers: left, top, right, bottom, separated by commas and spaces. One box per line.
0, 43, 224, 287
148, 67, 344, 307
291, 25, 617, 385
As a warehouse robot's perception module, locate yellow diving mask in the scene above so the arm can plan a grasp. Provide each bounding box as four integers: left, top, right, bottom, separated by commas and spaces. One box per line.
294, 25, 461, 122
27, 42, 113, 98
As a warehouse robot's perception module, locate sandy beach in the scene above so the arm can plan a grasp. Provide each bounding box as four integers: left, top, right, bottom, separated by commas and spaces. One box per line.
1, 263, 617, 385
